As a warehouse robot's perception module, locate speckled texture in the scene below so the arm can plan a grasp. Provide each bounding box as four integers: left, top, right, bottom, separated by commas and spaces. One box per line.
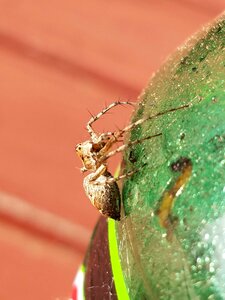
84, 171, 121, 220
117, 13, 225, 300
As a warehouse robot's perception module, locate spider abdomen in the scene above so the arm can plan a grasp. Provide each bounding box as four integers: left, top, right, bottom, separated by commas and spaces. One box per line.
83, 171, 121, 220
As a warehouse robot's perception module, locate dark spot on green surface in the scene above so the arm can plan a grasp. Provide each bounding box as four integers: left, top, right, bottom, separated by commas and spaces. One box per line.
192, 66, 198, 72
209, 134, 225, 150
211, 96, 217, 103
199, 54, 207, 62
180, 132, 185, 140
166, 215, 179, 241
214, 24, 222, 33
128, 150, 137, 163
183, 217, 187, 225
183, 217, 189, 231
170, 157, 192, 172
180, 56, 189, 65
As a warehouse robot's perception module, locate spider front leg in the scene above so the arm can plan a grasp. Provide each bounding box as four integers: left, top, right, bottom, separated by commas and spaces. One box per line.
114, 102, 192, 139
86, 101, 135, 140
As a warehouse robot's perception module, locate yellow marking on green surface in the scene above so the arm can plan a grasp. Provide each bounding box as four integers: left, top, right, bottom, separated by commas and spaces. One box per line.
157, 160, 192, 235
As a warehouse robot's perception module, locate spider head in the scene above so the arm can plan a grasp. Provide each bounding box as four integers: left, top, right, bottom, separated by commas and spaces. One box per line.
76, 134, 117, 172
75, 141, 95, 171
76, 140, 106, 171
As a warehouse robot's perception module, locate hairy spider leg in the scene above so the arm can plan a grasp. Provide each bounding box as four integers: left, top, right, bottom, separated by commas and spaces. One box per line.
100, 132, 162, 163
95, 134, 120, 163
89, 164, 107, 181
86, 101, 135, 139
93, 166, 143, 185
115, 102, 191, 139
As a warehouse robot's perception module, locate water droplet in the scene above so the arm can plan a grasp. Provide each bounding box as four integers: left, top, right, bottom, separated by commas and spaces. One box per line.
204, 233, 210, 240
197, 257, 202, 264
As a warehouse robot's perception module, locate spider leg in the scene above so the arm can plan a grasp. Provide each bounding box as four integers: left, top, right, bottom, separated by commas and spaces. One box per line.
113, 169, 138, 182
100, 132, 162, 163
89, 165, 107, 181
92, 167, 140, 185
96, 130, 125, 159
114, 102, 192, 140
102, 165, 146, 184
86, 101, 135, 138
98, 131, 123, 144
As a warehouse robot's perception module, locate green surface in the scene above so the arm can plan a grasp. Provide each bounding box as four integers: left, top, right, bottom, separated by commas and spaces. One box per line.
117, 13, 225, 300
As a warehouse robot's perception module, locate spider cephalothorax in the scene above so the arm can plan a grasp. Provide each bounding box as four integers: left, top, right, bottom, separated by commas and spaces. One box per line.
75, 133, 118, 172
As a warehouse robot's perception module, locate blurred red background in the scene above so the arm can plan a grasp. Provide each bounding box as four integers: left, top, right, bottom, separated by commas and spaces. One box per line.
0, 1, 224, 299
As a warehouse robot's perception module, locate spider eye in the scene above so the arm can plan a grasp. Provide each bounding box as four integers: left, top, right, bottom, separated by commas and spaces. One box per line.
75, 144, 82, 152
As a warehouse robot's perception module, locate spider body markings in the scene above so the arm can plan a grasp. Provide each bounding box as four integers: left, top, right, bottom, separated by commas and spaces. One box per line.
83, 165, 121, 220
76, 100, 193, 220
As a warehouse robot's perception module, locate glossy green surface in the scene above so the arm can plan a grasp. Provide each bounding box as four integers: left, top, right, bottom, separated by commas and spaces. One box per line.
117, 14, 225, 300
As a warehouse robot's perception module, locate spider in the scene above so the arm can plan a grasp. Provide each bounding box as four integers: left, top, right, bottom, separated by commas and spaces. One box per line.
75, 101, 191, 220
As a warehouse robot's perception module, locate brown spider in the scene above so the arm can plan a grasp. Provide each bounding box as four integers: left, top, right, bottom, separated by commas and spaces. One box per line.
75, 101, 191, 220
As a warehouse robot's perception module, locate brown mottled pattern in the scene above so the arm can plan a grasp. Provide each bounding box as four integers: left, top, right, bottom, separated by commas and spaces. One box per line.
84, 171, 121, 220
